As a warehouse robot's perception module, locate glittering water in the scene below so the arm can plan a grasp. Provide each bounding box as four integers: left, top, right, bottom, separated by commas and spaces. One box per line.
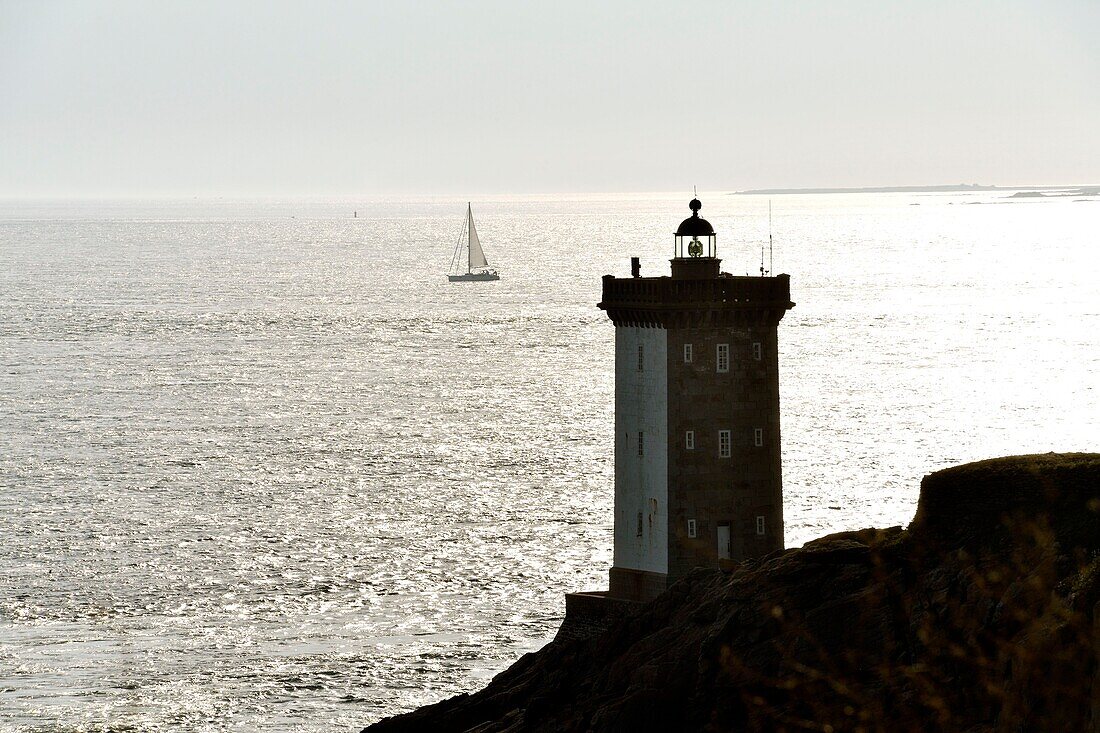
1, 192, 1097, 731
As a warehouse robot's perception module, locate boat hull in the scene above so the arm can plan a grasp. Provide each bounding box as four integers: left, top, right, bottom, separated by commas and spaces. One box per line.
448, 272, 500, 282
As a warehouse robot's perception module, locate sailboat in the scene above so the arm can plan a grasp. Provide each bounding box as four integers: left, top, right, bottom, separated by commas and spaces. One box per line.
447, 203, 499, 282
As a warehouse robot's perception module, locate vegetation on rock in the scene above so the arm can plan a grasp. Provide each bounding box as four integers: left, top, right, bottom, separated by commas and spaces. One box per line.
365, 454, 1100, 732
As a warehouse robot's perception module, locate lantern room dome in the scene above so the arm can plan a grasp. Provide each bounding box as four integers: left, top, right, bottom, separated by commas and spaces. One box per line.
676, 197, 714, 237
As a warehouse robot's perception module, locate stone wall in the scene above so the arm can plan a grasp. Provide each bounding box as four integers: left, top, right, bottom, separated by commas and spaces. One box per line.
556, 591, 643, 642
665, 317, 785, 583
608, 566, 668, 602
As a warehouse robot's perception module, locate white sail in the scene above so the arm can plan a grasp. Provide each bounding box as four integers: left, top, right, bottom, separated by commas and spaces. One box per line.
447, 203, 498, 281
467, 206, 489, 270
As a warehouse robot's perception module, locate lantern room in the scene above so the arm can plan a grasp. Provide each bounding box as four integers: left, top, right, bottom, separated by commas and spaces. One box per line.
673, 197, 716, 259
671, 196, 720, 280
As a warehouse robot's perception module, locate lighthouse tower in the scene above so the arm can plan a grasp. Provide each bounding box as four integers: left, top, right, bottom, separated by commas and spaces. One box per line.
597, 196, 795, 602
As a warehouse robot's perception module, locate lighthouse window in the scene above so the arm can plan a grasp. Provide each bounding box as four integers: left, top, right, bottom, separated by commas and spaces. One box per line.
637, 512, 644, 537
637, 343, 644, 372
638, 431, 644, 457
719, 430, 731, 458
685, 430, 695, 450
756, 516, 766, 536
754, 428, 764, 447
717, 344, 730, 373
687, 519, 697, 538
753, 341, 762, 361
683, 343, 693, 363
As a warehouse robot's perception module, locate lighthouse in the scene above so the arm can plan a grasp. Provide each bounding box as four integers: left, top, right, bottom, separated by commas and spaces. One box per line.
595, 196, 795, 602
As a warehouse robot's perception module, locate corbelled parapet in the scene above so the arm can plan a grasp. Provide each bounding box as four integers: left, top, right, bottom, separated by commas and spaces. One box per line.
598, 272, 795, 328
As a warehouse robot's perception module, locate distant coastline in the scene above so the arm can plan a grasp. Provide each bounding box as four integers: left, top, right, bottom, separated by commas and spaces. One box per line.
732, 184, 1081, 195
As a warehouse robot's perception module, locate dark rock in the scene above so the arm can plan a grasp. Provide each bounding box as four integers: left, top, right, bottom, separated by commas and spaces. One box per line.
364, 455, 1100, 732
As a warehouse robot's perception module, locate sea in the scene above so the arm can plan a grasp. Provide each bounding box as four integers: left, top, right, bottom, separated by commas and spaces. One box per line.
1, 191, 1097, 731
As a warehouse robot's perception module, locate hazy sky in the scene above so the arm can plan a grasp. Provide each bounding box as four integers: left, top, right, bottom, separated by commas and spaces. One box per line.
1, 1, 1098, 196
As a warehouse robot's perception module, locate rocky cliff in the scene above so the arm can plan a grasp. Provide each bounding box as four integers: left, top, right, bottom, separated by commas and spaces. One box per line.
364, 454, 1100, 732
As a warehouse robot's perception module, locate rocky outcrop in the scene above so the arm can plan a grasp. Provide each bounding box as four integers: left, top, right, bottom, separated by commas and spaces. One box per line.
364, 454, 1100, 732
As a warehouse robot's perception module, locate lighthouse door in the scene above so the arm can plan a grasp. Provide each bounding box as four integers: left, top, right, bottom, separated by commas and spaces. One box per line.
716, 523, 732, 560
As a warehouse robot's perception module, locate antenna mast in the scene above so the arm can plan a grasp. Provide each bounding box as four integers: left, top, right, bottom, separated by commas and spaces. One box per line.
768, 199, 774, 276
759, 199, 770, 276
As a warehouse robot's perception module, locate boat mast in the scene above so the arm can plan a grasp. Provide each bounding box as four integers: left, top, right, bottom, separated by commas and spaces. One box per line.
467, 202, 473, 274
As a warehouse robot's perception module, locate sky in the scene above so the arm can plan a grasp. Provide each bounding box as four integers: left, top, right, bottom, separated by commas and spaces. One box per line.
1, 0, 1098, 197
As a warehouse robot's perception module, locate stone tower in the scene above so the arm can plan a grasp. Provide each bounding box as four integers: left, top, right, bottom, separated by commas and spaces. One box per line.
597, 196, 795, 602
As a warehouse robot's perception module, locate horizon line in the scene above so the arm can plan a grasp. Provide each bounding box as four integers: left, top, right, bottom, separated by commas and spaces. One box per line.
2, 181, 1098, 202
